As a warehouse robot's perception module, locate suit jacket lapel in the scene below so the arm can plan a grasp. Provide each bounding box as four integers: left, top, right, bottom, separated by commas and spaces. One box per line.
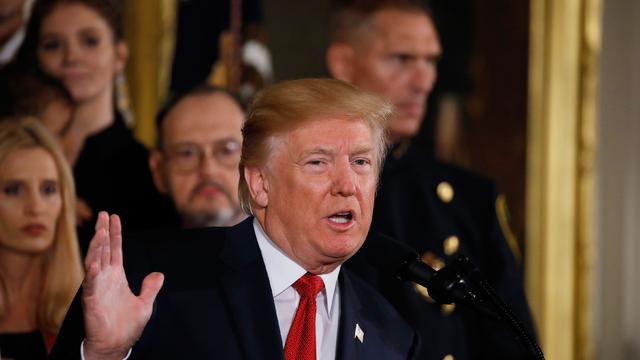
218, 218, 284, 360
336, 270, 365, 360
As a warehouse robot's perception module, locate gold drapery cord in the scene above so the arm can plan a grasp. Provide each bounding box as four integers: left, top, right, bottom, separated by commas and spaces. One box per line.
526, 0, 601, 359
123, 0, 177, 148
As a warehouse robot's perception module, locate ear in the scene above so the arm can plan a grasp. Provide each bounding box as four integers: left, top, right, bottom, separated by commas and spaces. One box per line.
326, 43, 355, 82
114, 41, 129, 73
244, 165, 269, 209
149, 150, 168, 194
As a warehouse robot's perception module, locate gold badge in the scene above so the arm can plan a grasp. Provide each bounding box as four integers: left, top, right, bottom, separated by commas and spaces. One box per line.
421, 251, 445, 270
441, 303, 456, 315
437, 181, 454, 203
443, 236, 460, 256
413, 282, 434, 302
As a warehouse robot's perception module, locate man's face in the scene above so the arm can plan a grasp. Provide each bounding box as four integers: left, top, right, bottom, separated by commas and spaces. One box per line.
150, 93, 244, 228
339, 9, 441, 142
249, 118, 378, 274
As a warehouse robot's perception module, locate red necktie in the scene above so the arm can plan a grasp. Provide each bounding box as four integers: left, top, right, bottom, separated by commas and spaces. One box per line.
284, 273, 325, 360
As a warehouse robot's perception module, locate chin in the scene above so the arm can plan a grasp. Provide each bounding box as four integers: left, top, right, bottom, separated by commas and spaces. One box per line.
11, 241, 54, 255
390, 122, 421, 140
321, 236, 363, 260
68, 86, 101, 103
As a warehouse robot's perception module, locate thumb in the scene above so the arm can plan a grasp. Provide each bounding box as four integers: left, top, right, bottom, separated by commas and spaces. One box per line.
139, 272, 164, 307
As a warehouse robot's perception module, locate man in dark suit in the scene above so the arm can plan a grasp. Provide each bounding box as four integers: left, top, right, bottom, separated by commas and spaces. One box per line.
326, 1, 537, 359
50, 78, 418, 359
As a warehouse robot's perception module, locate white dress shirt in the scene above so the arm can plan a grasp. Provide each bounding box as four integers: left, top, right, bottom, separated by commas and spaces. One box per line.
253, 219, 341, 360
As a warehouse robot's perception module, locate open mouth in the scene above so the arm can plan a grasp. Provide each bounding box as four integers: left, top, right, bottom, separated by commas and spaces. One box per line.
328, 211, 354, 224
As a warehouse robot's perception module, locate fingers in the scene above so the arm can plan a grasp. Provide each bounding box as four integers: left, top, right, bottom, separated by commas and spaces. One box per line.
98, 213, 111, 270
82, 262, 100, 295
84, 227, 102, 271
84, 212, 110, 295
95, 211, 109, 231
85, 218, 109, 272
139, 272, 165, 308
110, 214, 123, 266
84, 211, 123, 283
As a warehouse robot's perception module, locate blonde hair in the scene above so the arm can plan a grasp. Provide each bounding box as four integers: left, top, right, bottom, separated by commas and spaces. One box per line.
0, 117, 83, 334
238, 78, 393, 214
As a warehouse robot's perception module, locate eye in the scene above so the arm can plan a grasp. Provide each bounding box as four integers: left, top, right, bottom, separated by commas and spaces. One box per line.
390, 53, 413, 65
303, 158, 329, 172
174, 146, 199, 159
421, 55, 440, 70
41, 180, 59, 196
306, 159, 325, 166
217, 140, 241, 157
2, 182, 22, 196
81, 34, 100, 48
352, 158, 372, 167
40, 39, 62, 52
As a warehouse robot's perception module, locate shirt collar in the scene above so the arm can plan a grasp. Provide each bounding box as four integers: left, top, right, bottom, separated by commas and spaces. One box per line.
253, 218, 341, 314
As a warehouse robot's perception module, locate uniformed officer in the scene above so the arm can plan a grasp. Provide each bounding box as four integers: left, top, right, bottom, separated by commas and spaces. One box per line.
326, 1, 537, 359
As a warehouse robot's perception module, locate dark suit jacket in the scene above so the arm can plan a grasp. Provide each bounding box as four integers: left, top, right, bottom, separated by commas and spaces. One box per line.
50, 217, 418, 359
347, 140, 537, 360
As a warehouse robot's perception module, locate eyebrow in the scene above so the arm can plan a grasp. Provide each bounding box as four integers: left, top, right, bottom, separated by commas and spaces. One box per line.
303, 148, 334, 157
350, 145, 375, 156
40, 26, 103, 38
301, 145, 375, 157
169, 137, 241, 146
0, 177, 59, 183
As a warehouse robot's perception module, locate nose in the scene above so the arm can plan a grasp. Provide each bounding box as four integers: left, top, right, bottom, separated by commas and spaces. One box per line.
331, 160, 357, 197
63, 41, 80, 65
25, 189, 44, 216
198, 152, 222, 178
411, 61, 437, 95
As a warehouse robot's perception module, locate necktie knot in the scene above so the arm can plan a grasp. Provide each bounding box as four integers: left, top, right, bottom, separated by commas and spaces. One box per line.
292, 273, 324, 299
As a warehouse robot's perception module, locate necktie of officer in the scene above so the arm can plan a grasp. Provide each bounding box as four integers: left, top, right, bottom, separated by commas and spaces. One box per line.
284, 273, 325, 360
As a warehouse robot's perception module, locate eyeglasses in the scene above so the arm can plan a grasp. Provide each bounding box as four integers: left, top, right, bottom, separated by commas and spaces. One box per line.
164, 139, 241, 172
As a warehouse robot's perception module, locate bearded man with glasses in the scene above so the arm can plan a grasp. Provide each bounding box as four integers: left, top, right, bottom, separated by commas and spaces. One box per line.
149, 84, 246, 228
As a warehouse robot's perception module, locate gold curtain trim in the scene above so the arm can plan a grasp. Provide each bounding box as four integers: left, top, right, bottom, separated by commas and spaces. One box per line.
124, 0, 176, 148
527, 0, 600, 359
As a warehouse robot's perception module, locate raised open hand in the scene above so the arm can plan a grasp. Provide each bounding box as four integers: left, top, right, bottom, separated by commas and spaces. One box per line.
81, 212, 164, 360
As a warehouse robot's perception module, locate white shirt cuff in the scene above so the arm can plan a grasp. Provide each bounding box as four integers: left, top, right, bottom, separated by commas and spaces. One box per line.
80, 340, 132, 360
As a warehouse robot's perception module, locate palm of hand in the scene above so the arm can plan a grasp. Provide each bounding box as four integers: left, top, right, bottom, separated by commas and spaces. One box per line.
81, 212, 164, 360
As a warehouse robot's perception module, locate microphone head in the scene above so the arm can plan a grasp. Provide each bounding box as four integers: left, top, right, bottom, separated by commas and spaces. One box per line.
363, 233, 420, 277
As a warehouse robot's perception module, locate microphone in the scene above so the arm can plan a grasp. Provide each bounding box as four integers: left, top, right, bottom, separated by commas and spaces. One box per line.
364, 234, 546, 359
364, 233, 478, 304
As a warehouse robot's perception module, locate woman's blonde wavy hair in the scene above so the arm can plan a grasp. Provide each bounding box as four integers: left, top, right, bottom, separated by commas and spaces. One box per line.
0, 117, 83, 334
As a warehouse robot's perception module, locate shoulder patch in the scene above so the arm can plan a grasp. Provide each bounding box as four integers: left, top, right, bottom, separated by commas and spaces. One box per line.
496, 194, 522, 264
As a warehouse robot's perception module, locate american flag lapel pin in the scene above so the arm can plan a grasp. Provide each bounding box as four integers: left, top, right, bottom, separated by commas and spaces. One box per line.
355, 323, 364, 343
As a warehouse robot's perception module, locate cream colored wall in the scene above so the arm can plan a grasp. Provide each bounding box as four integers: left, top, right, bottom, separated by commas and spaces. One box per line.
596, 0, 640, 358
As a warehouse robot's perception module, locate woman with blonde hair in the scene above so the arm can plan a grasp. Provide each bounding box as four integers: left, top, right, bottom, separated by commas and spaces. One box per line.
0, 117, 83, 358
